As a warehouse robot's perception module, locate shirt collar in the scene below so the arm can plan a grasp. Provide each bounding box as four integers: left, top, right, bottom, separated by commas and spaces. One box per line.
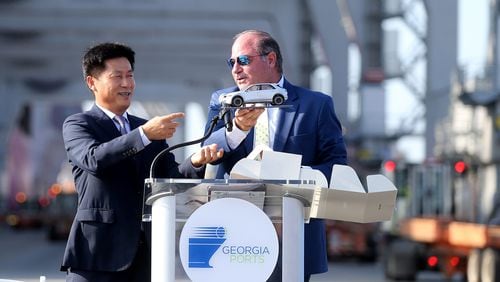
95, 103, 128, 121
277, 75, 284, 88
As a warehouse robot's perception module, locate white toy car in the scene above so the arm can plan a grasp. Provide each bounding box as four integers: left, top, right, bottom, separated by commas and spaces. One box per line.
219, 83, 288, 107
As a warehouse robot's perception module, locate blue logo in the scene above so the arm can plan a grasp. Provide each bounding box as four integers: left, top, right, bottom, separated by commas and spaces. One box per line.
188, 226, 226, 268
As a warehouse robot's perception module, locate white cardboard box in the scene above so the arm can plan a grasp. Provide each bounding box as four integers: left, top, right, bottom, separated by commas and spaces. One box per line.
229, 150, 397, 223
310, 165, 397, 223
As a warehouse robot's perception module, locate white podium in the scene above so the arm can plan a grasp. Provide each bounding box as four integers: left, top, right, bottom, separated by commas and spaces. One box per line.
143, 178, 318, 282
143, 172, 397, 282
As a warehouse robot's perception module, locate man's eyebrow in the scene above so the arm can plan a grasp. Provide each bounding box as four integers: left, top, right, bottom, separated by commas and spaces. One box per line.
109, 69, 133, 75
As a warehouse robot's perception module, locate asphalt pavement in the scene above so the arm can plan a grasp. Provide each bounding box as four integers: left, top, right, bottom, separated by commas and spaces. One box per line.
0, 224, 455, 282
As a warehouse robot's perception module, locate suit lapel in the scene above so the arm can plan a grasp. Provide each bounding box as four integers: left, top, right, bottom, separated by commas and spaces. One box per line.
127, 115, 142, 131
273, 80, 298, 152
89, 105, 122, 138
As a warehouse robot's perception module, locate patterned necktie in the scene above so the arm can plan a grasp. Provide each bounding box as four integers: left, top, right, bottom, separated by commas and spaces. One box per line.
254, 109, 269, 148
115, 115, 128, 135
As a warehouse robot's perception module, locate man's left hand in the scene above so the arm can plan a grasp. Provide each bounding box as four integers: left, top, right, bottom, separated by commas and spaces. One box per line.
191, 144, 224, 167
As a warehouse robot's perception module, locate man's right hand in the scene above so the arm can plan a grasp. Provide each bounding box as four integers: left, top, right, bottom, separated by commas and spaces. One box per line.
233, 108, 265, 131
141, 112, 185, 140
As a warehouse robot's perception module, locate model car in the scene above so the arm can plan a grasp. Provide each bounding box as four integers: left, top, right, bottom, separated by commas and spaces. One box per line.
218, 83, 288, 107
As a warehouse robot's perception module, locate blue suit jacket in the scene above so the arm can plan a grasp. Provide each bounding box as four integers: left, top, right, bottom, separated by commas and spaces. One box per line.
61, 105, 202, 272
203, 79, 347, 275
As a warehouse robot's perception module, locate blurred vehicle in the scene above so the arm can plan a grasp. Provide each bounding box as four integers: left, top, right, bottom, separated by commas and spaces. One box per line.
382, 160, 500, 281
218, 83, 288, 107
326, 220, 379, 262
43, 163, 77, 241
4, 199, 44, 229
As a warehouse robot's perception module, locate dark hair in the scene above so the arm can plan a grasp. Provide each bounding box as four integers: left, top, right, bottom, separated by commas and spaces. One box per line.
82, 42, 135, 78
233, 30, 283, 74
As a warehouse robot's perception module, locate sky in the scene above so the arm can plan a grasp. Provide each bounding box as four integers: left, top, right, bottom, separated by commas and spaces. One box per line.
385, 0, 489, 163
458, 0, 489, 68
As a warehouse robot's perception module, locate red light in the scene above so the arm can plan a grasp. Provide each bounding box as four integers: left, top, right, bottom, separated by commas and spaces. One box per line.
38, 196, 50, 208
454, 161, 467, 174
384, 160, 396, 172
450, 256, 460, 267
15, 192, 27, 204
48, 184, 62, 198
427, 256, 439, 267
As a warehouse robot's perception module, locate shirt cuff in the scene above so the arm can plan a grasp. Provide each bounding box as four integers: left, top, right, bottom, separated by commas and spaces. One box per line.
226, 121, 249, 149
139, 126, 152, 146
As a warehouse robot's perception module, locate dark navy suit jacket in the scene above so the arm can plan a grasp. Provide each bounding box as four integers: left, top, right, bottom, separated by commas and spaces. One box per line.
203, 79, 347, 275
61, 105, 202, 272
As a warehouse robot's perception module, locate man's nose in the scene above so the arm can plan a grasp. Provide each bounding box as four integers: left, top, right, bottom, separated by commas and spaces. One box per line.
122, 77, 134, 87
232, 62, 242, 73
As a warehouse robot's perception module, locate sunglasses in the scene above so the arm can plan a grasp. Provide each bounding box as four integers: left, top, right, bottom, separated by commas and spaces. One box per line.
226, 53, 268, 68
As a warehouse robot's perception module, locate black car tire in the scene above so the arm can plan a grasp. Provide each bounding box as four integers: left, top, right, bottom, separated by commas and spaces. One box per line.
272, 94, 285, 105
231, 96, 244, 107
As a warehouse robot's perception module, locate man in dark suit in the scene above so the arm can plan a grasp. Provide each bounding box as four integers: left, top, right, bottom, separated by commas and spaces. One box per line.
61, 42, 223, 282
202, 30, 347, 281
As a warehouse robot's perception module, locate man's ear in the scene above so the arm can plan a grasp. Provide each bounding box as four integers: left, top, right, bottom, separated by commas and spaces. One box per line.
267, 51, 277, 69
85, 75, 96, 92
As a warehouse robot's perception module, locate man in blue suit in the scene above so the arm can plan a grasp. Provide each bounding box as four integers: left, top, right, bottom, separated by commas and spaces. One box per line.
61, 42, 223, 282
203, 30, 347, 281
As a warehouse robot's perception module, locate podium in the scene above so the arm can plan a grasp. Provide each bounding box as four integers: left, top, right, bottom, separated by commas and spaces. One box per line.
143, 178, 319, 282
